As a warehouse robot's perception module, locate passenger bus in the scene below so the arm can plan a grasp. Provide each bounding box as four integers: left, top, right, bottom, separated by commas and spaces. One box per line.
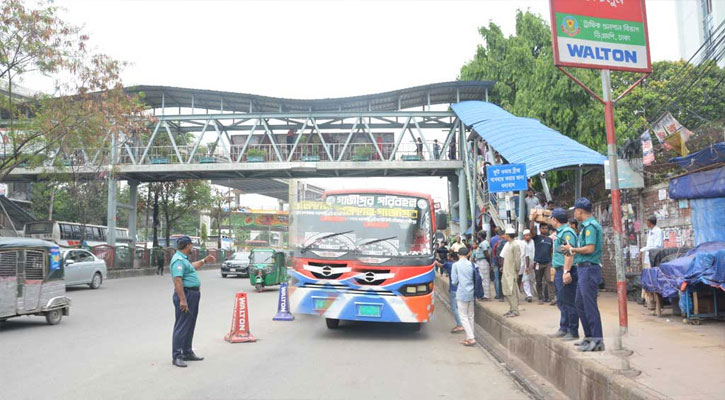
289, 190, 443, 330
24, 220, 132, 248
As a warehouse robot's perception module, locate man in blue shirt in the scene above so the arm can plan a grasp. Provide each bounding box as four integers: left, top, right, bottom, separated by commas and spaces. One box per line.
435, 253, 462, 333
170, 236, 216, 367
549, 208, 579, 341
451, 247, 476, 346
530, 219, 554, 304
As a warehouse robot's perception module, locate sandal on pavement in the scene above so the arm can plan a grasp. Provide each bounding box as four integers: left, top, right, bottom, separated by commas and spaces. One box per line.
451, 326, 464, 333
463, 339, 477, 346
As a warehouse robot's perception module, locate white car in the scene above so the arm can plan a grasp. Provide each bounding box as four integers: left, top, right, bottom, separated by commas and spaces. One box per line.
62, 249, 107, 289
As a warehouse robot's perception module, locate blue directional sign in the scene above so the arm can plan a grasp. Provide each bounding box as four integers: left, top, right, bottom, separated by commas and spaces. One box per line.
486, 164, 528, 193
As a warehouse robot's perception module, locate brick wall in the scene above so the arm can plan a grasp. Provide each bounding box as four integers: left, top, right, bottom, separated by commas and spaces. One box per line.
593, 182, 694, 291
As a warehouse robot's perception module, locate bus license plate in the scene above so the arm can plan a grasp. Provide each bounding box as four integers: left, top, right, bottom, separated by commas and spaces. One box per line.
314, 298, 334, 311
357, 304, 382, 318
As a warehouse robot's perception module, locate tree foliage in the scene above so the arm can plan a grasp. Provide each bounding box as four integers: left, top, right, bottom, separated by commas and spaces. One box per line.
0, 0, 149, 180
152, 180, 212, 246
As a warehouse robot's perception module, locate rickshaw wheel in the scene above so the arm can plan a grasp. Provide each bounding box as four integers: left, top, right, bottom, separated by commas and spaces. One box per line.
45, 309, 63, 325
255, 283, 263, 292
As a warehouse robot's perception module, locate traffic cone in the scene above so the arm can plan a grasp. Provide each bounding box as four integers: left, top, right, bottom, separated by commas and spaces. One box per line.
273, 282, 295, 321
224, 291, 256, 343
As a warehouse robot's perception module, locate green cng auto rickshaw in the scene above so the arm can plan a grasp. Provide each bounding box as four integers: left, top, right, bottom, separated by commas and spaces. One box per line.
0, 238, 71, 325
248, 248, 287, 292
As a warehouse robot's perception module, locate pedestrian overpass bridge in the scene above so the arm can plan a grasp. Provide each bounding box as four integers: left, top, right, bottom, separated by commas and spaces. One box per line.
5, 81, 493, 244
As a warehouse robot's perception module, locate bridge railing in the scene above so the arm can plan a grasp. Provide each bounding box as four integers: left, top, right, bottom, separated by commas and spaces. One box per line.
111, 141, 453, 165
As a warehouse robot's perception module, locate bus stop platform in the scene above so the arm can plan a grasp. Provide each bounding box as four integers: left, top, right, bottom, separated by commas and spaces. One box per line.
435, 274, 725, 400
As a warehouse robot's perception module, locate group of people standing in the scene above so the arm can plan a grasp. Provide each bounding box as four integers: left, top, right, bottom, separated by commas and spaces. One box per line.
434, 197, 606, 352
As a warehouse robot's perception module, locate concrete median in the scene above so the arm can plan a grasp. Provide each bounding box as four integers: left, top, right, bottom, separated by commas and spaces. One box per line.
435, 273, 666, 400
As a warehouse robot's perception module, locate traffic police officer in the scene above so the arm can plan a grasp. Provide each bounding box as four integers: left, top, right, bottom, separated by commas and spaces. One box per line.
561, 198, 604, 352
548, 208, 579, 341
171, 236, 216, 367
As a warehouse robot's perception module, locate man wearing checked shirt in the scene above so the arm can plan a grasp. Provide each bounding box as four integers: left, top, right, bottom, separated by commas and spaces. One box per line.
561, 198, 605, 352
170, 236, 216, 367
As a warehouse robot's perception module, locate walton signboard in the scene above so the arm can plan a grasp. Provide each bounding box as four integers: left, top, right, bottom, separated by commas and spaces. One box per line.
550, 0, 651, 72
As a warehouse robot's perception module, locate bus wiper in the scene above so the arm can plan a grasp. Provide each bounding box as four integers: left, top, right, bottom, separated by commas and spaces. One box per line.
357, 236, 398, 248
300, 230, 354, 254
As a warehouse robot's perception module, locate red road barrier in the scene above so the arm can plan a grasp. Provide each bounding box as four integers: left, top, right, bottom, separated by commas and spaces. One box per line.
224, 292, 256, 343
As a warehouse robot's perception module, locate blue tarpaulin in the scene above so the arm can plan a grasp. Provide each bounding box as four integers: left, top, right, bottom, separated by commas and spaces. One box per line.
669, 142, 725, 171
690, 198, 725, 245
684, 249, 725, 292
641, 242, 725, 297
669, 166, 725, 199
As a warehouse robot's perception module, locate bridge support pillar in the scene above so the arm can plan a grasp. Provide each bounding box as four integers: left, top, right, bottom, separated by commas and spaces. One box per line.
458, 169, 468, 238
106, 176, 117, 246
448, 175, 459, 234
288, 179, 298, 248
128, 180, 138, 250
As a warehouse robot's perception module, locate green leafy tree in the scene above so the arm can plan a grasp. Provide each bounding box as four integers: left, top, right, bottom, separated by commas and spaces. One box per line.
153, 180, 212, 246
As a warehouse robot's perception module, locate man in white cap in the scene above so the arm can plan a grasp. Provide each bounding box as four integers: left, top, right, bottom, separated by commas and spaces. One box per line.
518, 229, 536, 302
501, 226, 521, 317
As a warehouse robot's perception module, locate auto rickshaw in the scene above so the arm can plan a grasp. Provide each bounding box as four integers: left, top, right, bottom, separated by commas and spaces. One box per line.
248, 248, 287, 292
0, 238, 71, 325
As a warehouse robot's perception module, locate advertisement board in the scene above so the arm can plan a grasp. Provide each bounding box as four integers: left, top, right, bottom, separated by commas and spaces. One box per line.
550, 0, 651, 72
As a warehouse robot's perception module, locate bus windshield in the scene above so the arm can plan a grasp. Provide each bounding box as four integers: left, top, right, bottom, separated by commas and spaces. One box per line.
292, 193, 433, 258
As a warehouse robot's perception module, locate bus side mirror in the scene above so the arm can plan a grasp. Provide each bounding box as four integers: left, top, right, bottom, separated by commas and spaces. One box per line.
436, 212, 448, 230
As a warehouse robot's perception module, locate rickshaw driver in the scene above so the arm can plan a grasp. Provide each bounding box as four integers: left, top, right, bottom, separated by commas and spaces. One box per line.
171, 236, 216, 368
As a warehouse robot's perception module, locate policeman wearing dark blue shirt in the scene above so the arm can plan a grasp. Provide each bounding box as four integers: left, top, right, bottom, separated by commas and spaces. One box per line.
561, 198, 604, 352
170, 236, 216, 367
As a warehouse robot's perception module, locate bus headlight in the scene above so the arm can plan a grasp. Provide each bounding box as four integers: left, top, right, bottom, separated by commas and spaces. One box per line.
400, 282, 433, 296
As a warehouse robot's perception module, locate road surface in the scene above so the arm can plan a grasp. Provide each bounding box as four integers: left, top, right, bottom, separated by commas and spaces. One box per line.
1, 270, 531, 400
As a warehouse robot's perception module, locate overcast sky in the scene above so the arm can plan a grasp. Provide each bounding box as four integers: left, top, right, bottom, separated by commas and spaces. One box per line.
48, 0, 683, 210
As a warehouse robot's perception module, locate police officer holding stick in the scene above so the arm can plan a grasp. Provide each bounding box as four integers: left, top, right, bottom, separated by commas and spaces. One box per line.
560, 198, 605, 352
171, 236, 216, 367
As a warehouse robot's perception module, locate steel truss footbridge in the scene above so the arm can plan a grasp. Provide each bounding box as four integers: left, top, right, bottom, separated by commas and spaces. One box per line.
5, 81, 493, 245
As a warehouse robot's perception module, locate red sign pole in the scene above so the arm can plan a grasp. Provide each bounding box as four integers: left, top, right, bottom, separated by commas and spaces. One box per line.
601, 69, 628, 334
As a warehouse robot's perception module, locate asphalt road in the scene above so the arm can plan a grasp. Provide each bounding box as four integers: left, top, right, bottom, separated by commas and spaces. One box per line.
0, 270, 530, 400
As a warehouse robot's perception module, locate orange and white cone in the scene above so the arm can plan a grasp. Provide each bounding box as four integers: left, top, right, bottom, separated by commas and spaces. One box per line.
224, 291, 256, 343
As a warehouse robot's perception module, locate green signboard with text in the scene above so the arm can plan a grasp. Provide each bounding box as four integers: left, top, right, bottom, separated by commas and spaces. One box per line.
550, 0, 651, 73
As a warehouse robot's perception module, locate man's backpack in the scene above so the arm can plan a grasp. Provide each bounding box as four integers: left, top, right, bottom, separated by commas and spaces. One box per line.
472, 261, 485, 300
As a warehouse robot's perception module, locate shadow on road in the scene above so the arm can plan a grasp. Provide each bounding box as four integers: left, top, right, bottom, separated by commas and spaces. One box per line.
316, 319, 430, 342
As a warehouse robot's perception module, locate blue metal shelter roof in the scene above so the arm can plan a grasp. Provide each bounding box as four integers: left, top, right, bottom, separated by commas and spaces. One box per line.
451, 101, 606, 177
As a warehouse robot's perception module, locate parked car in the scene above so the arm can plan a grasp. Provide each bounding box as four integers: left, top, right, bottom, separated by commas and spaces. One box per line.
221, 251, 251, 278
62, 248, 107, 289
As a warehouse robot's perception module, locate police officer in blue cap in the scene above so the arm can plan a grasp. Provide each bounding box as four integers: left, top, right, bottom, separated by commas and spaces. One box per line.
548, 208, 579, 341
560, 198, 604, 352
171, 235, 216, 367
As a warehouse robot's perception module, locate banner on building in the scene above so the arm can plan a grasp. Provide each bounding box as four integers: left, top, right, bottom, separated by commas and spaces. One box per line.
550, 0, 651, 73
641, 130, 654, 165
651, 112, 692, 156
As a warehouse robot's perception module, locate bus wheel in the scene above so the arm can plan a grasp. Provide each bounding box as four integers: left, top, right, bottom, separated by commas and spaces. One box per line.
45, 309, 63, 325
325, 318, 340, 329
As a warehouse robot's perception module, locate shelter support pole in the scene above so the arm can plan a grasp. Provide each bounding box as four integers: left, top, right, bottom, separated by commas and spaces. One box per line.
539, 172, 552, 202
575, 168, 583, 202
517, 190, 525, 239
458, 169, 468, 237
602, 69, 628, 335
471, 141, 478, 235
128, 180, 138, 253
